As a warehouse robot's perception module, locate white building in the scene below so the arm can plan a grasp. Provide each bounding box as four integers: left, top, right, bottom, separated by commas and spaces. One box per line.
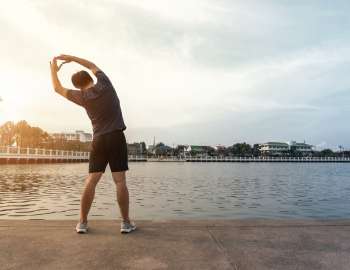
75, 130, 93, 142
51, 130, 92, 143
289, 141, 313, 154
259, 142, 289, 156
259, 141, 313, 156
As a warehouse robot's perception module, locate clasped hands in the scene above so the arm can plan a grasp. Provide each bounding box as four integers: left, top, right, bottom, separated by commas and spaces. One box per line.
50, 54, 73, 73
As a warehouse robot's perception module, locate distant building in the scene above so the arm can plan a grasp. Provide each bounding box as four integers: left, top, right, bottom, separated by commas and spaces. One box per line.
289, 141, 313, 156
175, 145, 188, 157
215, 145, 227, 157
185, 145, 215, 157
259, 142, 289, 156
51, 130, 92, 143
75, 130, 93, 142
259, 141, 313, 156
147, 145, 156, 154
147, 136, 156, 155
128, 142, 146, 155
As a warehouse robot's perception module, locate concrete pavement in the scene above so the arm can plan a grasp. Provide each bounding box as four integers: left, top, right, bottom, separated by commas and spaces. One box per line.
1, 219, 350, 270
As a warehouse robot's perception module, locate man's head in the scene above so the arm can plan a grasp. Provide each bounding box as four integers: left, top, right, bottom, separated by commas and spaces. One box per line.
71, 70, 93, 90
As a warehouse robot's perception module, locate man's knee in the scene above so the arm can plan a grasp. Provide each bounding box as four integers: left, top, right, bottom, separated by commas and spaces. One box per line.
86, 172, 103, 186
112, 171, 126, 185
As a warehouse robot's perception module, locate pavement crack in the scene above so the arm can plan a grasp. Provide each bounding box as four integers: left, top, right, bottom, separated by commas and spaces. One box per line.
207, 227, 239, 270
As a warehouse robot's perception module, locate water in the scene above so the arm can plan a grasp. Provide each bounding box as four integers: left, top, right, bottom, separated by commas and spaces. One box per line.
0, 162, 349, 220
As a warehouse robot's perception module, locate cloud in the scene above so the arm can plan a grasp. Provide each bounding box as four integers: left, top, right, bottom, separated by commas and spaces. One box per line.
1, 0, 350, 148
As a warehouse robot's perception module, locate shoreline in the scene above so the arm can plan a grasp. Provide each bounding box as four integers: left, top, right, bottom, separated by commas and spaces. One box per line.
1, 156, 350, 164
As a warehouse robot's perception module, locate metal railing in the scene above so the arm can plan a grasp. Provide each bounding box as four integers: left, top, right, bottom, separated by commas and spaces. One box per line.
134, 156, 350, 162
185, 156, 350, 162
0, 146, 89, 160
1, 148, 349, 163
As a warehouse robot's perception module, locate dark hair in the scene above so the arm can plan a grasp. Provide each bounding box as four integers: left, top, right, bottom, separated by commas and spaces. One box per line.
71, 70, 93, 89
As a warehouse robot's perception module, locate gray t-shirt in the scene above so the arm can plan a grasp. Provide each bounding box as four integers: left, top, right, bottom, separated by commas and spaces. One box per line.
66, 70, 126, 137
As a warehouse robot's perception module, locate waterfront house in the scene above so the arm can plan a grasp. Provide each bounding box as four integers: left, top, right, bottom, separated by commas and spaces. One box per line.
215, 145, 227, 157
128, 142, 147, 156
289, 141, 313, 156
50, 130, 92, 143
260, 141, 313, 156
259, 142, 289, 156
185, 145, 215, 157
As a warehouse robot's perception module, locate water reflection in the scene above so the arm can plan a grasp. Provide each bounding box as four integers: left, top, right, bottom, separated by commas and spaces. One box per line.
0, 163, 350, 219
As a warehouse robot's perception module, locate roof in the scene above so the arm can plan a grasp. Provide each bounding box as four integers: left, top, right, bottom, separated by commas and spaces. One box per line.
292, 143, 313, 147
188, 145, 213, 152
261, 142, 289, 146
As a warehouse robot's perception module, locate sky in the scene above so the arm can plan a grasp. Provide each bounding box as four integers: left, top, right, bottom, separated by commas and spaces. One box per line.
0, 0, 349, 149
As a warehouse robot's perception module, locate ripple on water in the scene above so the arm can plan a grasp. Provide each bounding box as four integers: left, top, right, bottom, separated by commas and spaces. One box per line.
0, 163, 350, 219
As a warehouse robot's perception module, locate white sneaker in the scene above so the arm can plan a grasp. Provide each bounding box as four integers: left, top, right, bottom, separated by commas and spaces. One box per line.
76, 222, 88, 233
120, 221, 136, 233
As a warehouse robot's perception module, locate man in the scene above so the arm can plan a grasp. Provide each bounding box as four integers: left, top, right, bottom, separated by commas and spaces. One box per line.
50, 54, 135, 234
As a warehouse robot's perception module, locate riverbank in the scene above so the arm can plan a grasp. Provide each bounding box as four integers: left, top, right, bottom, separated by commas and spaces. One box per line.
1, 219, 350, 270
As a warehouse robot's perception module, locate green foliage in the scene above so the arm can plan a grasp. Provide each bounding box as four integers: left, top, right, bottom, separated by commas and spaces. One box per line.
252, 144, 261, 157
154, 142, 172, 156
319, 149, 334, 157
228, 143, 253, 156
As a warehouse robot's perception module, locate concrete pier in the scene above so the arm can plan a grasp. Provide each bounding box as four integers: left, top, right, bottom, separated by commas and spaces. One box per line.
1, 219, 350, 270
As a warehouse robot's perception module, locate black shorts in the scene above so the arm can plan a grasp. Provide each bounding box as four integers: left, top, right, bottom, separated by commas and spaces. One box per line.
89, 130, 129, 173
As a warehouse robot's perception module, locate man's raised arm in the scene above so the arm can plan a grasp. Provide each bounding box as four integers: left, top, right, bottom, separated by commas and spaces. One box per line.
55, 54, 101, 75
50, 58, 68, 97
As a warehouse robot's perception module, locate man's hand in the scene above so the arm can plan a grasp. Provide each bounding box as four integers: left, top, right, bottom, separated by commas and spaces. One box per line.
50, 57, 68, 97
51, 56, 71, 71
55, 54, 100, 75
55, 54, 73, 62
50, 58, 59, 73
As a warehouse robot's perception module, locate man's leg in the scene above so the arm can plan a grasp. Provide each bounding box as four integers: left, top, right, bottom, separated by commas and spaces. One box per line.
80, 172, 103, 223
111, 171, 130, 222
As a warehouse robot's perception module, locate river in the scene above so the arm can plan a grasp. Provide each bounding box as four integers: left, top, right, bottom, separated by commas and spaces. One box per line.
0, 162, 349, 220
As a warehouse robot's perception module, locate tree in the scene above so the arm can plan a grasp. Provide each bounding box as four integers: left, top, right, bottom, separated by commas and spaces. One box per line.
252, 144, 261, 157
228, 143, 252, 156
319, 149, 334, 157
14, 120, 32, 147
154, 142, 172, 156
290, 146, 302, 157
0, 121, 15, 146
216, 146, 227, 157
140, 142, 147, 154
0, 120, 91, 151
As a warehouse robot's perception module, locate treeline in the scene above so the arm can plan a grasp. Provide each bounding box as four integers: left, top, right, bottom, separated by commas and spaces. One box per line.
215, 143, 348, 158
0, 121, 90, 151
1, 121, 347, 157
151, 142, 350, 158
222, 143, 350, 158
150, 142, 261, 157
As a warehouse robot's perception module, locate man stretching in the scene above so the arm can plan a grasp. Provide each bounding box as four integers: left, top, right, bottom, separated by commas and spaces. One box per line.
50, 54, 135, 234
